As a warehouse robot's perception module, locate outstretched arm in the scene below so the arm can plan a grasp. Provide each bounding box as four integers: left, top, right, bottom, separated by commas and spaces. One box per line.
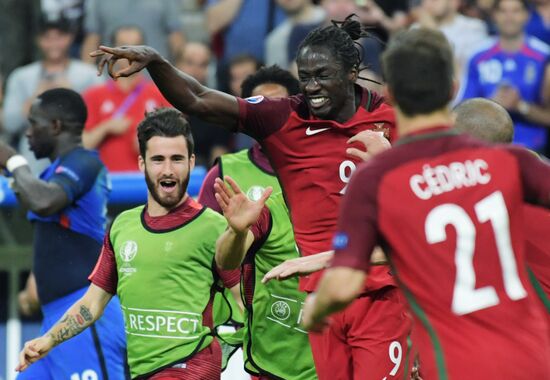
16, 284, 113, 372
90, 45, 239, 128
215, 176, 272, 269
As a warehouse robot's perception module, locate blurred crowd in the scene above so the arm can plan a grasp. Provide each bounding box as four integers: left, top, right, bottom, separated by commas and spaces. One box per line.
1, 0, 550, 175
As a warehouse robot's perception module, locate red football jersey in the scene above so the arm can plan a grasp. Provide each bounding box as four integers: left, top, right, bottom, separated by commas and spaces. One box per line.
524, 205, 550, 300
238, 87, 396, 291
332, 126, 550, 379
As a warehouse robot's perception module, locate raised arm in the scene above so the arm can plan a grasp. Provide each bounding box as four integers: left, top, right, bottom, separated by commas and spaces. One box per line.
90, 46, 240, 129
16, 284, 113, 372
0, 143, 69, 216
214, 176, 272, 269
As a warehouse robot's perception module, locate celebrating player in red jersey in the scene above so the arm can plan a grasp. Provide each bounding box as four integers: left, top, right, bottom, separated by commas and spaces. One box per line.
454, 97, 550, 317
305, 29, 550, 380
90, 15, 411, 380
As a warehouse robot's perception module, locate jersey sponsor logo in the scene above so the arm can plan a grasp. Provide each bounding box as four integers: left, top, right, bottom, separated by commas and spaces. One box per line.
409, 159, 491, 200
305, 126, 330, 136
246, 186, 265, 201
333, 233, 349, 250
245, 95, 264, 104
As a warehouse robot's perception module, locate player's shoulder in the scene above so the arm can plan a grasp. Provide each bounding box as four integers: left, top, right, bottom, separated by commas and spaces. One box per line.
61, 147, 104, 170
200, 204, 227, 225
525, 36, 550, 56
111, 205, 144, 230
467, 37, 499, 61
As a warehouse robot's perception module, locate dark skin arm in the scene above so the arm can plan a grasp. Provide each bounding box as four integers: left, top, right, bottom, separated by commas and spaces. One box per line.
90, 45, 240, 129
0, 142, 69, 216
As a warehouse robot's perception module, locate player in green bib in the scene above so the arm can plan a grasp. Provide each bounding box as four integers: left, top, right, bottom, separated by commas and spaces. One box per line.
214, 176, 317, 380
17, 108, 239, 379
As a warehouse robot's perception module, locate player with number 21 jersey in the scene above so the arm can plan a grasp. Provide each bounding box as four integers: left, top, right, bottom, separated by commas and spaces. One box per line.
333, 127, 550, 379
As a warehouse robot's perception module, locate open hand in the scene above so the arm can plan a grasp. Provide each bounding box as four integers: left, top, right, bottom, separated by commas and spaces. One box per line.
262, 251, 333, 284
214, 176, 272, 233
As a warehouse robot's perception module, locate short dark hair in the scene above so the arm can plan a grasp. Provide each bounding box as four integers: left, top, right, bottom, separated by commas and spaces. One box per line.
137, 108, 194, 158
37, 88, 87, 133
298, 15, 369, 74
38, 15, 72, 35
241, 65, 300, 98
493, 0, 529, 11
381, 28, 454, 116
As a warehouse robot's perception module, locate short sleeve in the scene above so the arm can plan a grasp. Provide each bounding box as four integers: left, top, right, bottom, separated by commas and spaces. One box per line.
507, 147, 550, 206
218, 268, 241, 288
331, 164, 381, 272
237, 96, 294, 140
89, 234, 118, 294
50, 152, 103, 203
198, 164, 222, 213
250, 206, 271, 243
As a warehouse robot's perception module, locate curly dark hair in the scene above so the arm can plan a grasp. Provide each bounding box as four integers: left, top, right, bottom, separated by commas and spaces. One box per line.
241, 65, 300, 98
297, 14, 376, 81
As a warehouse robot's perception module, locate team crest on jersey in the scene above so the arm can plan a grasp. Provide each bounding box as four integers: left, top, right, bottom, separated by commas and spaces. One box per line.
271, 301, 291, 321
246, 186, 265, 201
372, 122, 390, 139
245, 95, 264, 104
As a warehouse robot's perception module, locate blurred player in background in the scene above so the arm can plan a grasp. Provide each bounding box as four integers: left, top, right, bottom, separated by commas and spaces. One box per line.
306, 28, 550, 379
17, 108, 239, 379
90, 14, 412, 380
0, 88, 126, 379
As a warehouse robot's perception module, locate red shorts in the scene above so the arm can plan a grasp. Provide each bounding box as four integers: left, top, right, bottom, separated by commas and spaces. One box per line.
147, 339, 222, 380
309, 286, 413, 380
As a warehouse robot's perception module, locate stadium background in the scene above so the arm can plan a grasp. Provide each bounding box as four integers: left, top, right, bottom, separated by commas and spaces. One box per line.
0, 0, 548, 379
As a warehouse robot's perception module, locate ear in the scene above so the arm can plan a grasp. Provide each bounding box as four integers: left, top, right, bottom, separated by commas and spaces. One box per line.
348, 67, 358, 83
189, 153, 196, 172
450, 79, 459, 101
138, 155, 145, 173
52, 119, 63, 135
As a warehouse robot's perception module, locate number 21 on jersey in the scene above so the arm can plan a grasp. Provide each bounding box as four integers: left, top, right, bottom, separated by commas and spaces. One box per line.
425, 190, 527, 315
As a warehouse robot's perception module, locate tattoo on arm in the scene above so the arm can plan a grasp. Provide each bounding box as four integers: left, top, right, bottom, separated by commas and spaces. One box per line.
48, 305, 95, 346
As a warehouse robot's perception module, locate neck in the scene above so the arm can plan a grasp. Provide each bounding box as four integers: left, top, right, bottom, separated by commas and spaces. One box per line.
147, 193, 188, 217
396, 107, 453, 137
49, 134, 82, 161
116, 74, 143, 92
333, 85, 358, 124
42, 58, 69, 72
500, 34, 524, 51
291, 4, 314, 23
438, 11, 457, 26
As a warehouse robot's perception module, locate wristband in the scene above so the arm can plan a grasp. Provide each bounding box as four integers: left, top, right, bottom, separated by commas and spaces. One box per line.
517, 100, 530, 115
6, 154, 28, 173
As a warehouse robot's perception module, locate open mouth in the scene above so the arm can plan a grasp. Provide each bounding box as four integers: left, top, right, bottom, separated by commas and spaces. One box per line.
309, 96, 329, 109
159, 179, 178, 193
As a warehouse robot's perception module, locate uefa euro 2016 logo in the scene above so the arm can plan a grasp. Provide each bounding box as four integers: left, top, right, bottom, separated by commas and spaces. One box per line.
120, 241, 138, 262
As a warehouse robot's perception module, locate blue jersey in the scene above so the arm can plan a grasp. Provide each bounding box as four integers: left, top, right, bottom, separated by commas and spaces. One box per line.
457, 36, 550, 151
28, 147, 111, 304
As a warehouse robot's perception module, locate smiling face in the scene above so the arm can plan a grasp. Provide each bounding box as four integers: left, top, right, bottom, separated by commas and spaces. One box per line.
139, 135, 195, 210
296, 45, 357, 121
